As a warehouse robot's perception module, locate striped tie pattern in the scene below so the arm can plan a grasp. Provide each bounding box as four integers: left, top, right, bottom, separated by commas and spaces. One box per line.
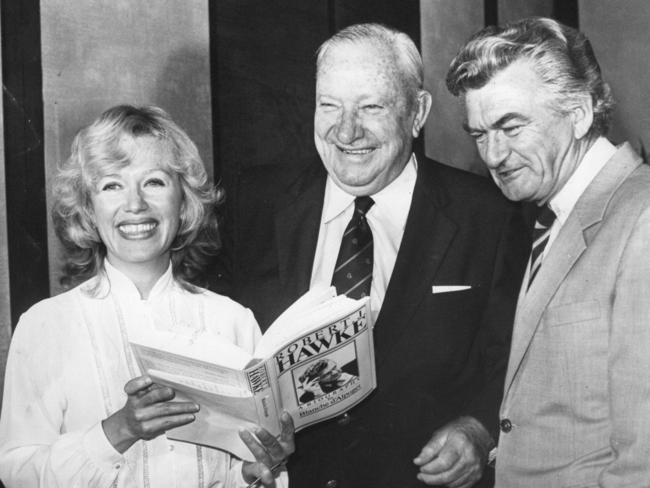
331, 196, 374, 299
528, 205, 556, 288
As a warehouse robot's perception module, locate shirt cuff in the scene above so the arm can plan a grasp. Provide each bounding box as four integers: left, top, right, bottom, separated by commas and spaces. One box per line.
82, 421, 125, 471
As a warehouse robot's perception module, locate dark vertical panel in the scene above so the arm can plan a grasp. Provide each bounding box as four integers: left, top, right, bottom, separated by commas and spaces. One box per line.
333, 0, 420, 48
485, 0, 499, 25
498, 0, 554, 23
554, 0, 579, 27
1, 0, 48, 327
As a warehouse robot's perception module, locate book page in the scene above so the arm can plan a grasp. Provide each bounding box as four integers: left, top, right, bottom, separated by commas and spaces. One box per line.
254, 287, 363, 358
130, 327, 253, 370
131, 343, 252, 394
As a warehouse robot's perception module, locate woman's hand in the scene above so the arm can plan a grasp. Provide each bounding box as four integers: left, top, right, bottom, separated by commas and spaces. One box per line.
241, 412, 295, 487
102, 375, 199, 453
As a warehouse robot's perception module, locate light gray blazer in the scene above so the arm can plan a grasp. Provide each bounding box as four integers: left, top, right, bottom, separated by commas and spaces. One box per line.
496, 143, 650, 487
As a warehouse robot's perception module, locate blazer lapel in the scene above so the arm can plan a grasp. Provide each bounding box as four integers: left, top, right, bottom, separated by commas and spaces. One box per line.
275, 166, 327, 300
504, 143, 642, 396
504, 218, 586, 394
374, 161, 457, 365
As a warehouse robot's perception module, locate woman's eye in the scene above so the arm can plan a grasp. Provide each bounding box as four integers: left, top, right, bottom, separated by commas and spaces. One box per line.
100, 182, 121, 191
145, 178, 166, 187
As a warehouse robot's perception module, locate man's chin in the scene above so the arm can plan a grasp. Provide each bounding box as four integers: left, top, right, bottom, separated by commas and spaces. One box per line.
332, 176, 381, 196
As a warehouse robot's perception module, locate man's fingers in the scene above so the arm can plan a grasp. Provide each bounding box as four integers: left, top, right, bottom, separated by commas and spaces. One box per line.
240, 428, 274, 467
413, 431, 447, 466
417, 434, 483, 487
253, 427, 288, 461
242, 461, 276, 488
418, 443, 462, 474
279, 412, 296, 451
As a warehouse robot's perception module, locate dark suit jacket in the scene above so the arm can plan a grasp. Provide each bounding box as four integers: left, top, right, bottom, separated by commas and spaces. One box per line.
220, 155, 529, 488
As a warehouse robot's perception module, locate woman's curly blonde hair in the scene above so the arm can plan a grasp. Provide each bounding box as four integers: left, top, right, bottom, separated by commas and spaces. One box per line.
52, 104, 224, 292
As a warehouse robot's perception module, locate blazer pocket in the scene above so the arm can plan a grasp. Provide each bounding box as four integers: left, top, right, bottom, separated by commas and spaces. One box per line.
545, 300, 601, 327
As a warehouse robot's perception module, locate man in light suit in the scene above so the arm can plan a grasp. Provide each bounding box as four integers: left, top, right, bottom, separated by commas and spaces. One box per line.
221, 23, 529, 487
447, 17, 650, 487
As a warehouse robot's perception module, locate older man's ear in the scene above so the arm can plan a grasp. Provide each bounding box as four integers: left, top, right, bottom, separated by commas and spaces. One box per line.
412, 89, 433, 138
571, 94, 594, 140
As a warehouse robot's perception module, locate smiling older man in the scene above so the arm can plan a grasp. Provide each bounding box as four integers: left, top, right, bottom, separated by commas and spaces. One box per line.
222, 23, 529, 487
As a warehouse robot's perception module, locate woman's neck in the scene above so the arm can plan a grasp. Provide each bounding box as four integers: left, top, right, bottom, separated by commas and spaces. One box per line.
106, 257, 169, 299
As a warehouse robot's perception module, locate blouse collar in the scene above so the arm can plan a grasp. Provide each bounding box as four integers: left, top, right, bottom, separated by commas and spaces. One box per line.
102, 259, 175, 301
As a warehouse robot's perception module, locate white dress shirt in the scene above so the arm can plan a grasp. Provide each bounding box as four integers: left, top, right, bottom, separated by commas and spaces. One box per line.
0, 261, 286, 488
310, 154, 417, 323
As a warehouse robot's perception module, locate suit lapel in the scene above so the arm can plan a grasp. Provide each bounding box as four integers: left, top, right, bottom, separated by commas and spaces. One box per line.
504, 217, 586, 393
374, 160, 457, 365
504, 143, 642, 396
275, 166, 327, 300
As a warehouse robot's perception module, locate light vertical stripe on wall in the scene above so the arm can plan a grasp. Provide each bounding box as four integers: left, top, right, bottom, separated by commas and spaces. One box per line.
0, 14, 12, 406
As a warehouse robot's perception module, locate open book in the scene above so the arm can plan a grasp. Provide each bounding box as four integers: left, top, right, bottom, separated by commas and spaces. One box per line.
130, 287, 376, 462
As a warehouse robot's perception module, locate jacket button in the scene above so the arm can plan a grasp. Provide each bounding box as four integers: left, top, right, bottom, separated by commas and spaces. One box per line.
500, 418, 512, 433
325, 480, 338, 488
337, 413, 351, 426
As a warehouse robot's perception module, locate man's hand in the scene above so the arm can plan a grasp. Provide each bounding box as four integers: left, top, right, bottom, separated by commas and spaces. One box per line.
241, 412, 295, 487
413, 416, 494, 487
102, 375, 199, 454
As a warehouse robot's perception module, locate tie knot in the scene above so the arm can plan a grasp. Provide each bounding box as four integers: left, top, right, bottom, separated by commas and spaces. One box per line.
536, 205, 556, 228
354, 196, 375, 216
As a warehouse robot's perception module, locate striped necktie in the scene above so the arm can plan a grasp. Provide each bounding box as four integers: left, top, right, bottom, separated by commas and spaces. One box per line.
331, 196, 374, 299
528, 205, 556, 288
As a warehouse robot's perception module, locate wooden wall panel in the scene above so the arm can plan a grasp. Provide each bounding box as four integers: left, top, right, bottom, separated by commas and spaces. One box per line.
41, 0, 213, 295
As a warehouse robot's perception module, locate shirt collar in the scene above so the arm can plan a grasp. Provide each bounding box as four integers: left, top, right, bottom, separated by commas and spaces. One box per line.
322, 153, 418, 224
103, 259, 174, 301
549, 137, 616, 225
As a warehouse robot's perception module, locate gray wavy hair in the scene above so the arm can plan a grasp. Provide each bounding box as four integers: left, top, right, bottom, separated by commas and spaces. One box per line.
446, 17, 614, 139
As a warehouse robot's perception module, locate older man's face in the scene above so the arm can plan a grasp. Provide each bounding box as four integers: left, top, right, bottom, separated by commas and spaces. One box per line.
464, 60, 583, 204
314, 41, 421, 196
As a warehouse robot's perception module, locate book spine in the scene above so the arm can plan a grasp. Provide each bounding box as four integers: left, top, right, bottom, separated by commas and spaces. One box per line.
246, 362, 282, 435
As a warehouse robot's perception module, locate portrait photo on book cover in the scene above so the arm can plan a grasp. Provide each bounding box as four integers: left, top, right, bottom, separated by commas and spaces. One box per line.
294, 344, 360, 405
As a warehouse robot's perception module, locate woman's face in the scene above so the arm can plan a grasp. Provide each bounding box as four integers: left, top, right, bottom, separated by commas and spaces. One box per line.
90, 136, 183, 276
